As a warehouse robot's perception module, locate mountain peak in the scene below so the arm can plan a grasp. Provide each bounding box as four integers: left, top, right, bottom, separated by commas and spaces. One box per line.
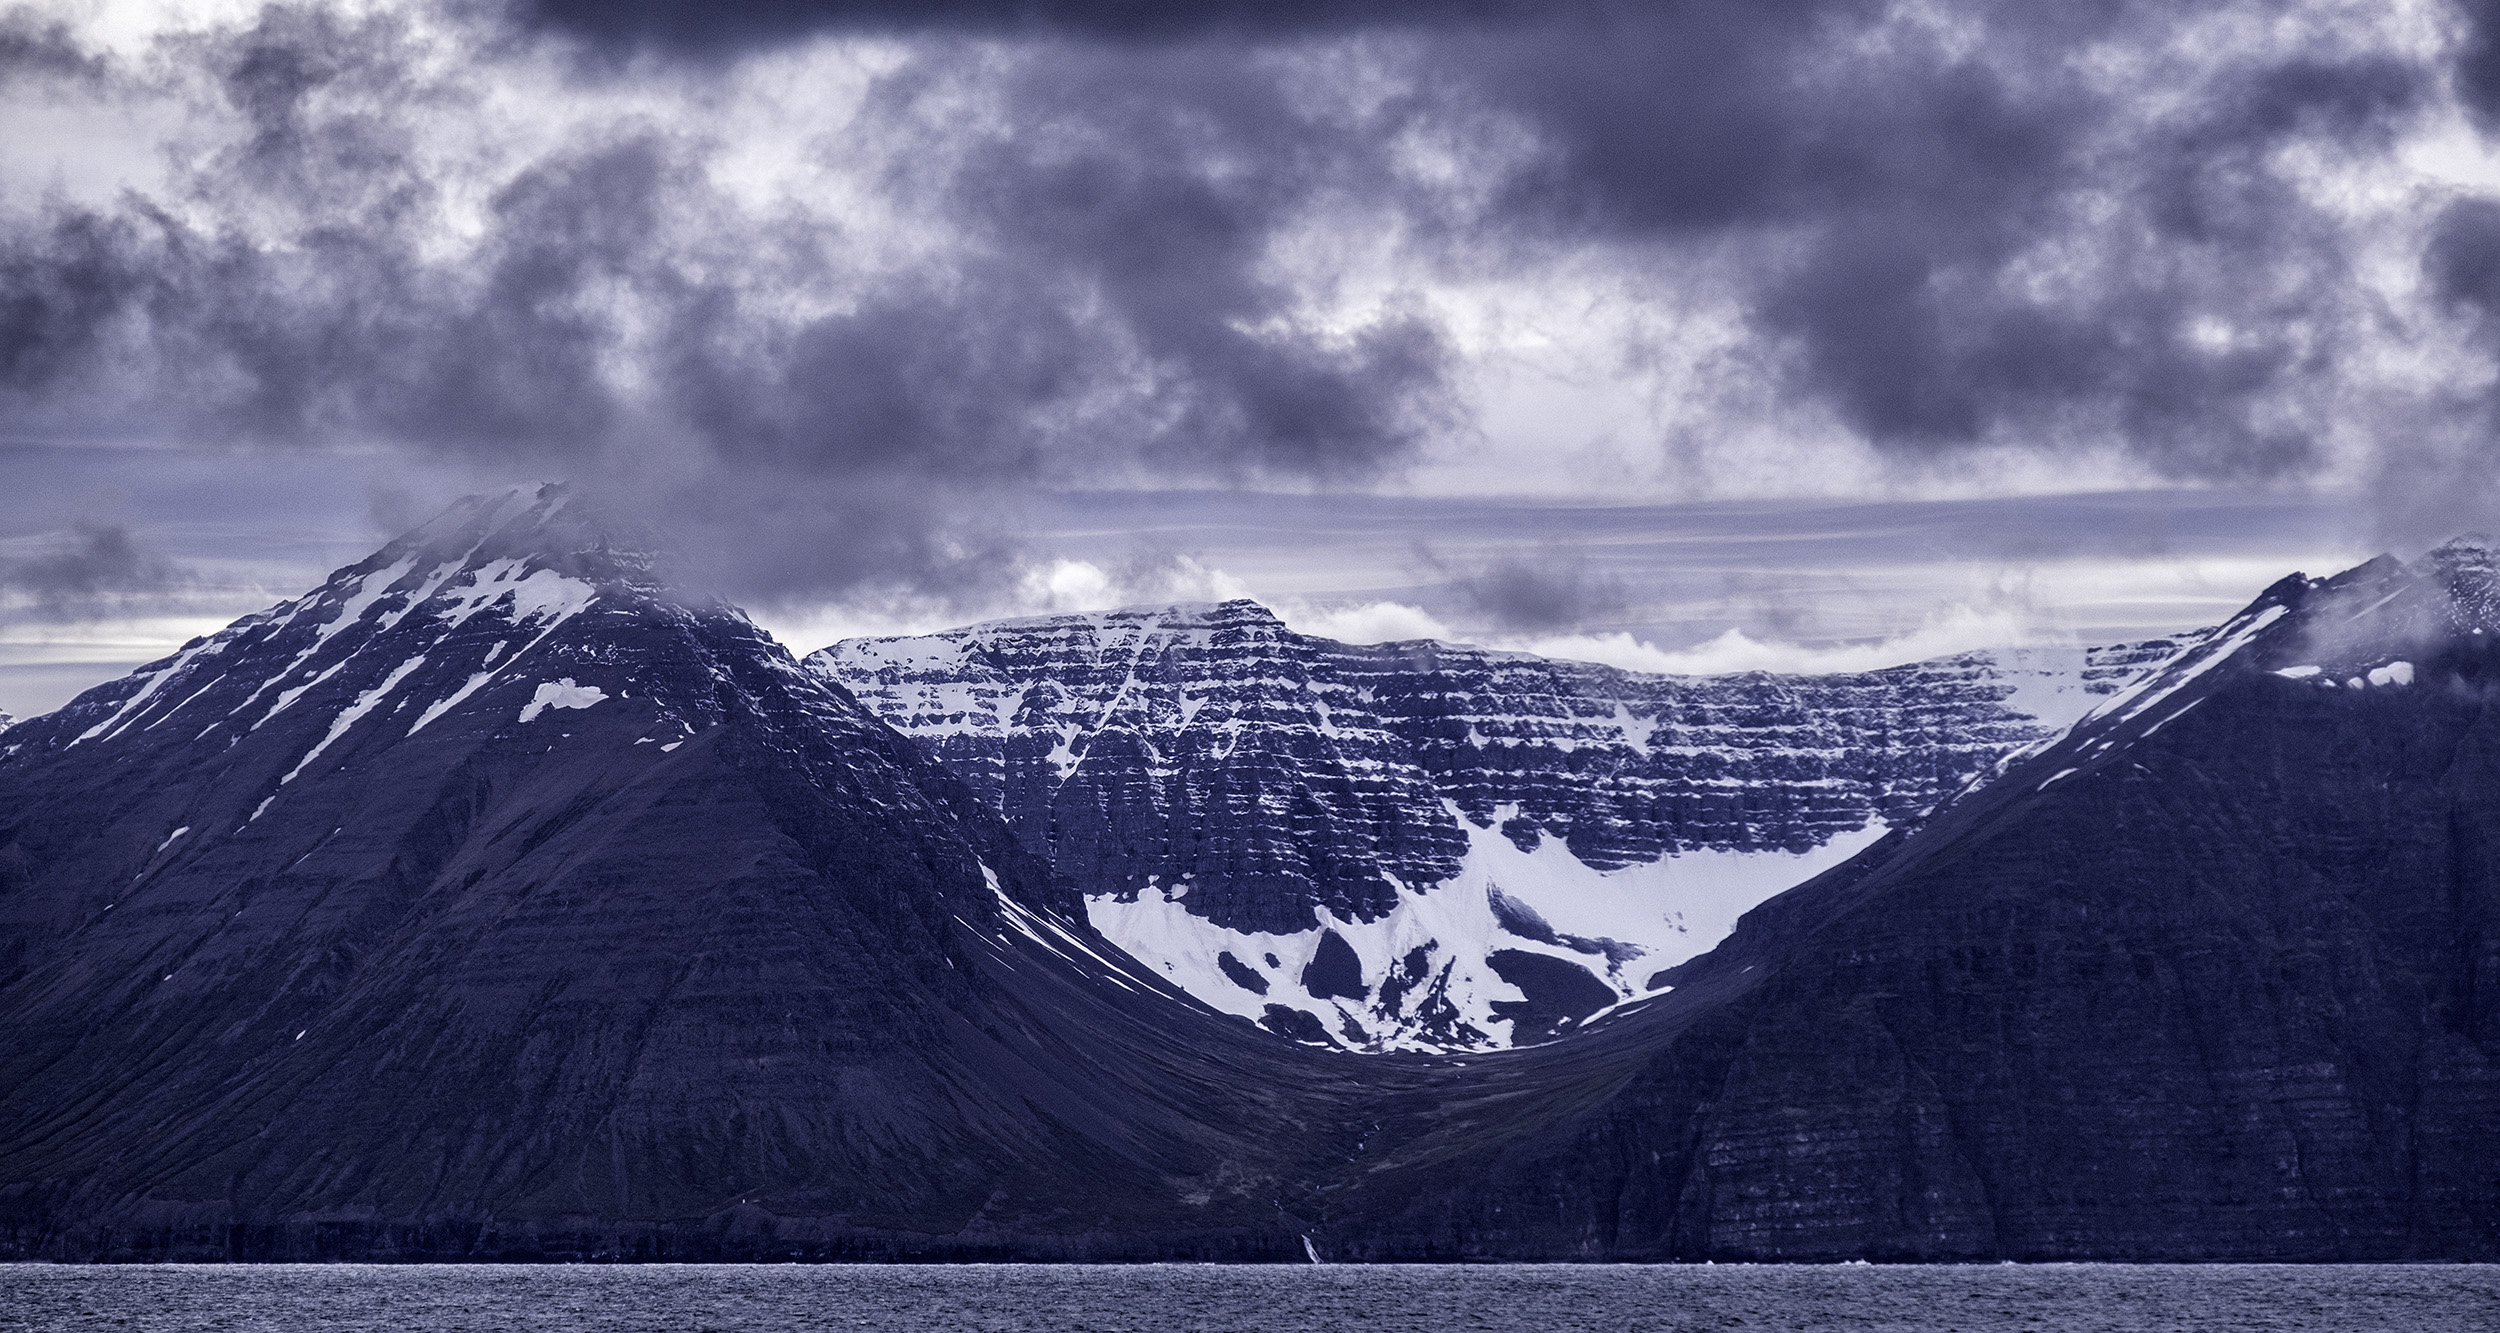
373, 483, 658, 593
13, 486, 720, 773
1960, 539, 2500, 807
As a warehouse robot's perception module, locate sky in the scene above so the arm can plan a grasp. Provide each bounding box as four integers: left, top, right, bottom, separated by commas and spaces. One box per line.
5, 0, 2500, 717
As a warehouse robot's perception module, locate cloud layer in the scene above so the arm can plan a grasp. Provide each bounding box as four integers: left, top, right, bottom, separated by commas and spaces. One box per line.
1, 0, 2494, 616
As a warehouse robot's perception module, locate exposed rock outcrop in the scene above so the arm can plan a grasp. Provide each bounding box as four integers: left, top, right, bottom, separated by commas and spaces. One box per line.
813, 603, 2181, 1048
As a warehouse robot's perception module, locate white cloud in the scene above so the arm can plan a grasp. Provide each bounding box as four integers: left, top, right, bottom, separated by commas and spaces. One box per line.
1018, 558, 1119, 610
751, 553, 1258, 656
1502, 603, 2052, 677
1272, 598, 1456, 645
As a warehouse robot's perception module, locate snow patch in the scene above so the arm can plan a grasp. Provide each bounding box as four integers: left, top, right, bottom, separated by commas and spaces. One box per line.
408, 668, 499, 735
1086, 812, 1888, 1052
407, 614, 584, 735
519, 678, 608, 723
505, 568, 599, 624
252, 659, 351, 730
310, 555, 419, 650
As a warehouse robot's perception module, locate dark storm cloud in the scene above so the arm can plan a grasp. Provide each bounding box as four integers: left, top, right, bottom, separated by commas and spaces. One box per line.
0, 5, 614, 452
511, 0, 1538, 53
514, 0, 2452, 490
1434, 549, 1627, 634
2397, 196, 2500, 539
0, 524, 194, 622
928, 43, 1452, 480
632, 36, 1458, 595
2458, 0, 2500, 126
3, 0, 2491, 614
0, 5, 1457, 606
1457, 3, 2430, 479
2428, 197, 2500, 316
0, 6, 108, 83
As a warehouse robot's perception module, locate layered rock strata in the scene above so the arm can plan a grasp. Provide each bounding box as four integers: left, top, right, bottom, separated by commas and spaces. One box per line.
813, 603, 2182, 1049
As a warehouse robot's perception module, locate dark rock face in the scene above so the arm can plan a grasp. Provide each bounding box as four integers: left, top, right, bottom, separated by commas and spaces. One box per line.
814, 603, 2176, 932
812, 602, 2180, 1049
1214, 951, 1267, 994
1482, 949, 1617, 1043
1318, 540, 2500, 1260
0, 488, 1386, 1262
1300, 930, 1368, 1001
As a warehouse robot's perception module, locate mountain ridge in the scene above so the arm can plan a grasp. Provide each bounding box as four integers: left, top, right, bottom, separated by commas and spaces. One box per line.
810, 599, 2190, 1050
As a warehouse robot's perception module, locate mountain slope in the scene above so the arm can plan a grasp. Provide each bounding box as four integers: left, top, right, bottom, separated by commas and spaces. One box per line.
0, 488, 1385, 1261
1311, 540, 2500, 1260
813, 603, 2182, 1050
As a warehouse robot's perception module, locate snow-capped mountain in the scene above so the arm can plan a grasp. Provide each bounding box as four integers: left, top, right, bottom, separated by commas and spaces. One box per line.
0, 486, 1360, 1260
811, 601, 2187, 1051
0, 486, 963, 850
1315, 535, 2500, 1260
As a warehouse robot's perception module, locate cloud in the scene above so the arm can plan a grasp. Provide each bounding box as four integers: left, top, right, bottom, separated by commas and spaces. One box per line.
508, 0, 2463, 489
517, 0, 2500, 517
0, 6, 108, 84
1509, 603, 2051, 678
1428, 548, 1626, 633
1008, 552, 1251, 614
1477, 4, 2432, 482
1270, 593, 2049, 675
0, 6, 1467, 613
512, 0, 1543, 53
2458, 0, 2500, 128
0, 523, 196, 623
1274, 597, 1455, 646
0, 0, 2494, 632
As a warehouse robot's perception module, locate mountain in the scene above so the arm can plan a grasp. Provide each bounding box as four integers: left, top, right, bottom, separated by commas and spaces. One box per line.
0, 487, 1387, 1261
1305, 537, 2500, 1260
811, 604, 2184, 1051
12, 494, 2495, 1262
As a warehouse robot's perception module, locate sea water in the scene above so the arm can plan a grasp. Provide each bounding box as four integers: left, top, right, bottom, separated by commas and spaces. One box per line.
4, 1262, 2496, 1332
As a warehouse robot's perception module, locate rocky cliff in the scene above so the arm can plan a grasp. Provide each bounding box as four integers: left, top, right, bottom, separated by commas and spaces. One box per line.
812, 604, 2183, 1050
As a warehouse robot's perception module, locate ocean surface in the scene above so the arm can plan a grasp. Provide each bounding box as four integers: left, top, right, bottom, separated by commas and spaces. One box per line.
5, 1263, 2499, 1332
